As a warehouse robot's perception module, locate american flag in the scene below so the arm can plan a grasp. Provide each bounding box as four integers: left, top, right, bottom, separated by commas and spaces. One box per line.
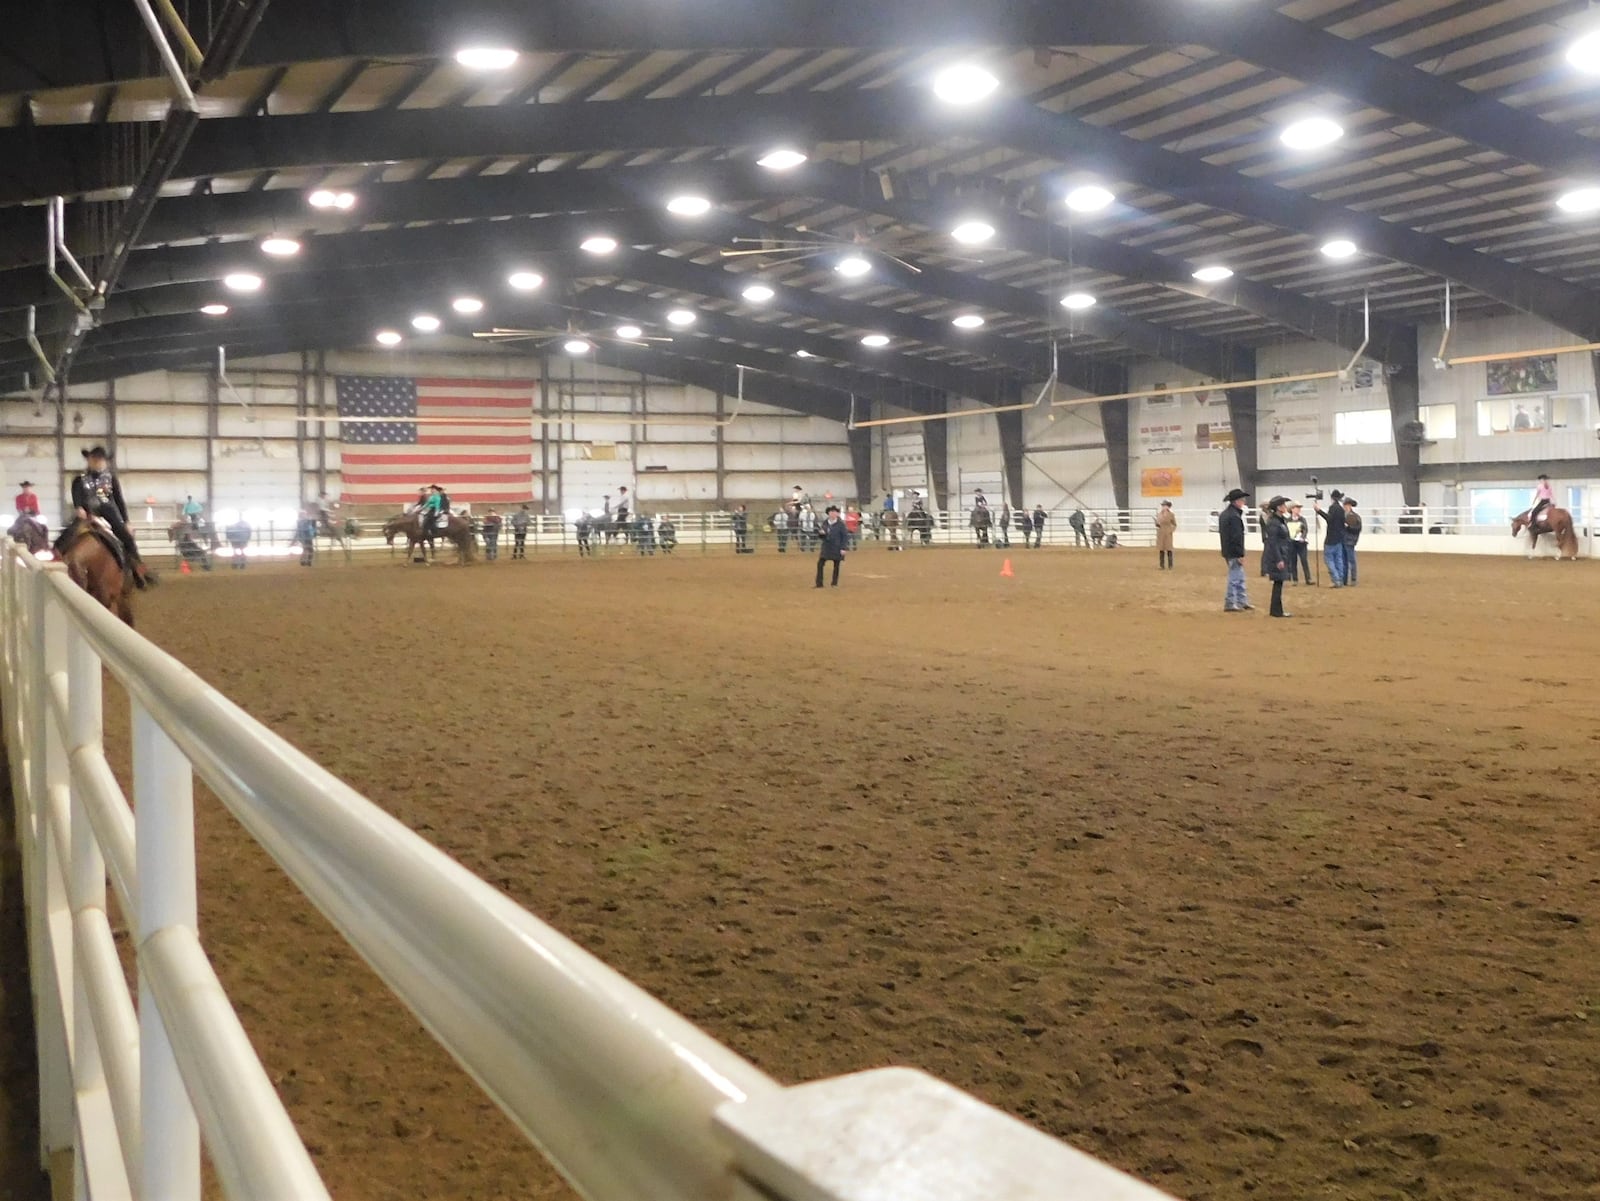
335, 375, 535, 505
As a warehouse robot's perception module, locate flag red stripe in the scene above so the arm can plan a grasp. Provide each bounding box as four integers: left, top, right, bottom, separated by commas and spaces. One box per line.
417, 434, 534, 445
416, 378, 535, 391
341, 453, 533, 466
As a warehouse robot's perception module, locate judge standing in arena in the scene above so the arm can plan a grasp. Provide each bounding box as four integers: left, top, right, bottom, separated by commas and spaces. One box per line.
814, 504, 849, 588
1218, 488, 1251, 612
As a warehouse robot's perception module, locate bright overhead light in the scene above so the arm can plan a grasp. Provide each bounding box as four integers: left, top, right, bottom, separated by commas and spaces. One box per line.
950, 219, 996, 245
411, 314, 441, 333
666, 309, 697, 327
615, 324, 643, 340
795, 349, 815, 359
666, 194, 712, 217
1192, 265, 1234, 282
952, 313, 985, 329
451, 296, 484, 314
1060, 292, 1097, 311
455, 47, 518, 71
507, 271, 544, 291
307, 189, 355, 210
581, 235, 618, 255
260, 237, 300, 257
1566, 30, 1600, 74
741, 283, 776, 303
1280, 116, 1344, 150
836, 255, 872, 278
375, 330, 402, 347
199, 303, 229, 316
1556, 187, 1600, 214
564, 338, 592, 355
1065, 185, 1115, 213
1320, 238, 1359, 259
932, 63, 998, 105
223, 272, 262, 293
757, 148, 808, 171
861, 333, 891, 348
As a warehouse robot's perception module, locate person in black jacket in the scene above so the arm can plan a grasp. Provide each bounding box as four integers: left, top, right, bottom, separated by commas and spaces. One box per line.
1316, 488, 1348, 587
1218, 487, 1251, 612
62, 446, 150, 586
1262, 496, 1295, 618
814, 504, 849, 587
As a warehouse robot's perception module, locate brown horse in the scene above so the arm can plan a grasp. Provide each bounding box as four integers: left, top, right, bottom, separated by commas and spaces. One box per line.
383, 512, 476, 565
1511, 506, 1580, 560
7, 514, 49, 555
167, 519, 220, 570
58, 519, 139, 625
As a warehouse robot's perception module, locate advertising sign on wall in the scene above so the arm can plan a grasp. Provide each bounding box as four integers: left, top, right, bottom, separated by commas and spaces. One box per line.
1267, 412, 1320, 449
1140, 467, 1184, 498
1195, 421, 1235, 450
1139, 422, 1184, 455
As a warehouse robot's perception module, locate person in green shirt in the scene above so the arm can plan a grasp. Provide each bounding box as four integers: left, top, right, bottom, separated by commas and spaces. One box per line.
419, 485, 446, 536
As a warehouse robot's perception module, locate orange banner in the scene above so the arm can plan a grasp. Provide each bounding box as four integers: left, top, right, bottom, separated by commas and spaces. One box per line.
1140, 467, 1184, 498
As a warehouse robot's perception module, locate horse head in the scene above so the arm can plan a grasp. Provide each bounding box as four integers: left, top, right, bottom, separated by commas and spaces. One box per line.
1510, 514, 1528, 537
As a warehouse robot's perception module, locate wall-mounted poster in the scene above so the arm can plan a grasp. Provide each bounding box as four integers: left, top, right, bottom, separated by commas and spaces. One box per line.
1486, 355, 1557, 396
1194, 388, 1229, 408
1338, 360, 1379, 393
1195, 421, 1235, 450
1139, 422, 1184, 455
1141, 467, 1184, 497
1143, 389, 1180, 411
1268, 413, 1320, 449
1271, 375, 1321, 399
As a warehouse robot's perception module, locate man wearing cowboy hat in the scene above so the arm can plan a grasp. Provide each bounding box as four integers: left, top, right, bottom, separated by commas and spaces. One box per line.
14, 479, 40, 520
1218, 488, 1252, 612
1262, 496, 1295, 618
65, 446, 149, 585
1315, 488, 1348, 587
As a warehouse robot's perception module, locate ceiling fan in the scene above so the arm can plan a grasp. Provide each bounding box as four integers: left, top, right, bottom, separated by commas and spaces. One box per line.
720, 223, 983, 275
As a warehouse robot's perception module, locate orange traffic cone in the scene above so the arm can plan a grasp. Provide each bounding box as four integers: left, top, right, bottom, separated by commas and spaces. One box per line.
1000, 558, 1014, 578
179, 561, 192, 575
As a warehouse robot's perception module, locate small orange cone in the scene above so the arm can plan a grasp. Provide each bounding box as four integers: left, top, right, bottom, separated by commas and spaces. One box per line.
1000, 558, 1014, 578
179, 561, 191, 575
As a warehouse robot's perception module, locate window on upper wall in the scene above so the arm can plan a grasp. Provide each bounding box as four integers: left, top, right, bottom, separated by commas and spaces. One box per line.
1334, 408, 1392, 445
1420, 403, 1457, 440
1476, 393, 1586, 436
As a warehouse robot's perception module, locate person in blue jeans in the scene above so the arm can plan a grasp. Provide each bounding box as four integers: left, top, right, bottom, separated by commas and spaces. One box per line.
1218, 488, 1252, 612
1342, 497, 1362, 585
1317, 488, 1348, 586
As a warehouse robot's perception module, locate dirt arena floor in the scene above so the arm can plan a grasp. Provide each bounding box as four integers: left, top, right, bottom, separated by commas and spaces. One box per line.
50, 542, 1600, 1199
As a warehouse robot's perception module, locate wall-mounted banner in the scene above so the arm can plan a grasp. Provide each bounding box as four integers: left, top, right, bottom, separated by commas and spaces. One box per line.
1267, 413, 1320, 449
1140, 466, 1184, 497
1143, 390, 1181, 411
1195, 421, 1235, 450
1338, 360, 1379, 393
1486, 355, 1557, 396
1193, 388, 1229, 408
1270, 375, 1321, 399
1139, 422, 1184, 455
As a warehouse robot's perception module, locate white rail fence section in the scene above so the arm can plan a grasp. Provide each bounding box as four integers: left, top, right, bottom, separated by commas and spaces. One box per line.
0, 541, 1180, 1201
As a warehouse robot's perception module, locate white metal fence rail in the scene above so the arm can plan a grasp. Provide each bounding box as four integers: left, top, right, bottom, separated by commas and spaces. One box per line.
0, 542, 1180, 1201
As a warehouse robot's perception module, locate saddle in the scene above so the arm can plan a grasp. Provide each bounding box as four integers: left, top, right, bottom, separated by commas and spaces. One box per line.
60, 517, 127, 568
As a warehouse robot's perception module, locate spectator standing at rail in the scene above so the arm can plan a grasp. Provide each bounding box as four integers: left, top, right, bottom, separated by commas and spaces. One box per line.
1032, 504, 1047, 548
731, 504, 751, 553
574, 514, 594, 557
481, 509, 502, 561
296, 509, 318, 567
797, 504, 819, 552
970, 492, 992, 546
773, 506, 791, 553
996, 503, 1012, 549
510, 505, 530, 559
1316, 488, 1348, 587
1342, 497, 1362, 586
814, 505, 849, 588
658, 517, 678, 554
1219, 487, 1252, 612
1262, 496, 1294, 619
226, 517, 251, 568
1155, 500, 1176, 570
1089, 515, 1105, 548
1069, 508, 1088, 547
843, 505, 862, 549
1287, 503, 1311, 584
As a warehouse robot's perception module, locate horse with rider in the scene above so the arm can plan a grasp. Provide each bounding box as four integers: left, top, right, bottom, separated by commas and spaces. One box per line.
1511, 474, 1580, 559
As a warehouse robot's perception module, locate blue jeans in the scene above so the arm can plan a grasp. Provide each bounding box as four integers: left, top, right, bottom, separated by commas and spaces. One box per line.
1224, 558, 1249, 609
1345, 545, 1358, 585
1324, 543, 1347, 586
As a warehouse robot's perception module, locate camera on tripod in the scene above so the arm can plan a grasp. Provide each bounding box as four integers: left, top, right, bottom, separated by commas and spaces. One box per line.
1306, 473, 1324, 502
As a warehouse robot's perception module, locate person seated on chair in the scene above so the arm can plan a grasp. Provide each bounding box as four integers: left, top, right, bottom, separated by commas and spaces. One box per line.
1530, 473, 1555, 529
63, 446, 149, 586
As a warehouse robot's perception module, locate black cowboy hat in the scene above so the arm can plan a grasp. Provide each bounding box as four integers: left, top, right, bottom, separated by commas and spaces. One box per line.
1266, 495, 1290, 510
18, 480, 32, 487
1538, 474, 1550, 480
1223, 488, 1250, 503
825, 504, 841, 514
1159, 499, 1173, 507
1329, 488, 1343, 500
1343, 496, 1358, 506
81, 445, 110, 459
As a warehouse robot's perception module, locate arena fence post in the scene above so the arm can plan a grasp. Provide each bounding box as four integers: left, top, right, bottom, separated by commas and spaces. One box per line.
131, 700, 201, 1201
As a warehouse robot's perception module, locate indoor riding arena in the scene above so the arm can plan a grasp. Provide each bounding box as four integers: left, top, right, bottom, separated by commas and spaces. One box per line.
2, 6, 1599, 1201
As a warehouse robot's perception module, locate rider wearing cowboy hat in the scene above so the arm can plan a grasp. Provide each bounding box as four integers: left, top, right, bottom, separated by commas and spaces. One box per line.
64, 446, 149, 586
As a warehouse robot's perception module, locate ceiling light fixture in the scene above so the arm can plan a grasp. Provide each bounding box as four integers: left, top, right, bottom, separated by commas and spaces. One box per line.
507, 271, 544, 291
580, 235, 618, 255
1280, 116, 1345, 150
836, 256, 872, 278
1566, 30, 1600, 74
1320, 238, 1359, 259
222, 272, 262, 293
455, 47, 518, 71
1065, 185, 1115, 213
563, 338, 591, 355
411, 314, 441, 333
741, 283, 776, 303
375, 330, 403, 346
1556, 187, 1600, 214
952, 314, 986, 329
451, 296, 484, 314
307, 189, 355, 210
666, 309, 697, 327
1192, 265, 1234, 282
757, 148, 808, 171
795, 349, 815, 359
861, 334, 891, 348
1060, 292, 1097, 311
260, 237, 300, 257
932, 63, 999, 105
615, 325, 643, 340
666, 194, 712, 217
950, 219, 996, 245
199, 303, 229, 316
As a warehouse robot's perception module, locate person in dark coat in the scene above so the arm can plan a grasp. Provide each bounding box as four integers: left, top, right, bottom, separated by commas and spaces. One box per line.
61, 446, 150, 585
731, 504, 751, 553
1218, 487, 1251, 612
1262, 496, 1295, 618
1031, 504, 1047, 548
510, 505, 531, 559
815, 504, 849, 587
1316, 488, 1348, 587
1342, 497, 1362, 586
1069, 508, 1088, 547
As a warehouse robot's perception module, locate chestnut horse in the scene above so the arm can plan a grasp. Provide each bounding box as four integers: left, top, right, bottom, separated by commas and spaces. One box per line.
1511, 506, 1580, 560
57, 519, 140, 625
7, 514, 48, 555
383, 512, 476, 564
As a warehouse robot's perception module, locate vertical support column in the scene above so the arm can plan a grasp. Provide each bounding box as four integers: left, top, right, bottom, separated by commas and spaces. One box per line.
1386, 337, 1422, 510
1098, 399, 1132, 515
106, 379, 118, 465
1223, 348, 1259, 499
313, 351, 328, 500
204, 365, 219, 512
538, 357, 550, 511
714, 390, 727, 507
295, 352, 309, 505
995, 388, 1026, 510
132, 703, 199, 1201
846, 424, 873, 510
55, 391, 68, 534
922, 402, 950, 514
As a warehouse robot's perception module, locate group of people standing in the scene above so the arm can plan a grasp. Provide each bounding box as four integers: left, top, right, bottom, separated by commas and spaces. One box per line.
1218, 486, 1367, 616
967, 491, 1051, 549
